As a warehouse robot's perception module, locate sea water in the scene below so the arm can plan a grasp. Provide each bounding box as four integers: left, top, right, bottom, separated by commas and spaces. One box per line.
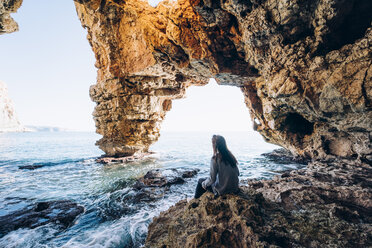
0, 131, 305, 247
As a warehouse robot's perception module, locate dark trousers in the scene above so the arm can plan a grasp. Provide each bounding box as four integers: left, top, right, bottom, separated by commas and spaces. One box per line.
194, 177, 213, 199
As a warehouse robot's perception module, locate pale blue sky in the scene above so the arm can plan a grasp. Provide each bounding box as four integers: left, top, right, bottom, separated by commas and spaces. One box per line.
149, 0, 163, 6
0, 0, 253, 132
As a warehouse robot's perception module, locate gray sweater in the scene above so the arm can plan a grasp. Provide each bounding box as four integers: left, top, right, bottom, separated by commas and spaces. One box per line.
203, 157, 239, 195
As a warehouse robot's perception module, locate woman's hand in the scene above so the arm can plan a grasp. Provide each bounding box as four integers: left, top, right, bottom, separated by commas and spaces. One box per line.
202, 180, 207, 190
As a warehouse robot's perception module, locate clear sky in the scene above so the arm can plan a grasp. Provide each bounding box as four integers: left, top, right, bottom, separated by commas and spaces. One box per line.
0, 0, 254, 132
0, 0, 96, 131
162, 79, 253, 132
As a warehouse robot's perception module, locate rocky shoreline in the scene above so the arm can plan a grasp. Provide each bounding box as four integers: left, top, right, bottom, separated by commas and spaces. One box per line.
0, 200, 84, 238
1, 0, 371, 246
145, 158, 371, 247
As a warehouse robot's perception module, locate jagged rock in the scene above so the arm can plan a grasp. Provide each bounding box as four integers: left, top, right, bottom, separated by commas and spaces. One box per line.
249, 160, 372, 220
0, 0, 22, 34
261, 148, 309, 165
18, 164, 45, 170
0, 200, 84, 237
98, 168, 199, 220
0, 81, 26, 132
96, 152, 154, 164
133, 168, 199, 189
146, 160, 372, 247
72, 0, 372, 160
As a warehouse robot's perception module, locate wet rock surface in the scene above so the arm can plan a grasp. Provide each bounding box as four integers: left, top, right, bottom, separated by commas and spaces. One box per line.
96, 152, 155, 164
0, 200, 84, 237
261, 148, 309, 165
146, 160, 372, 247
134, 168, 199, 189
18, 164, 45, 170
98, 168, 199, 220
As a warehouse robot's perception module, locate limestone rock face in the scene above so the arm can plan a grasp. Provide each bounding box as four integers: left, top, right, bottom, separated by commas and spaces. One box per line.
146, 159, 371, 247
0, 81, 25, 132
74, 0, 372, 159
0, 0, 22, 34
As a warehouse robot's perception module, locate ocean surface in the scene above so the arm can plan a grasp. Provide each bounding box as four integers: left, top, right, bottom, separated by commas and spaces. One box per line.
0, 131, 306, 247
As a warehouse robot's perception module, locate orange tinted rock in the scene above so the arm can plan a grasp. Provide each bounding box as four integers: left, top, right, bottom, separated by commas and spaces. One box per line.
72, 0, 371, 159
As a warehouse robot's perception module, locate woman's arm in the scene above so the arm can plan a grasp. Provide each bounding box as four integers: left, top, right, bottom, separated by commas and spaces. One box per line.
202, 158, 218, 189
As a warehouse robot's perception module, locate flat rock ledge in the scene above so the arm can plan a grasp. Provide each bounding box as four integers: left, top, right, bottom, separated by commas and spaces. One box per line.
96, 152, 154, 164
146, 160, 371, 248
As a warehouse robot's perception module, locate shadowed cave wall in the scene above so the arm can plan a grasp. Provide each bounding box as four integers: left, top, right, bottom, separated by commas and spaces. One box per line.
73, 0, 371, 161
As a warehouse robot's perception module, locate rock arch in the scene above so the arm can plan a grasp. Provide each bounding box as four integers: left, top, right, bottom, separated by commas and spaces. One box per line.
73, 0, 371, 160
2, 0, 371, 161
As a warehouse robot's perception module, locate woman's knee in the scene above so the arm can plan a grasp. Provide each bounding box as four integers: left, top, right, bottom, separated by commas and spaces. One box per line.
198, 177, 207, 184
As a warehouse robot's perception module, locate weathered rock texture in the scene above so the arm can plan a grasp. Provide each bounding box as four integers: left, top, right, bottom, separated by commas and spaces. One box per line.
74, 0, 372, 159
146, 159, 372, 247
0, 200, 84, 238
98, 168, 199, 221
0, 0, 22, 34
0, 81, 25, 132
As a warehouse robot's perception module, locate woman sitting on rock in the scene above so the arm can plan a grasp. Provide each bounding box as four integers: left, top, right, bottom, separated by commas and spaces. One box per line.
194, 135, 239, 199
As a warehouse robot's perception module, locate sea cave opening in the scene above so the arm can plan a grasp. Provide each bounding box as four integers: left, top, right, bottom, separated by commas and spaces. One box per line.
152, 78, 280, 162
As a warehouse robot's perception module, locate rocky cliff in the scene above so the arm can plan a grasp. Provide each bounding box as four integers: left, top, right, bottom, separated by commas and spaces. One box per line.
0, 81, 25, 132
74, 0, 372, 160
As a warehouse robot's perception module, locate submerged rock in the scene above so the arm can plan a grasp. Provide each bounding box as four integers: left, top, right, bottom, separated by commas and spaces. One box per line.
0, 200, 84, 237
146, 160, 371, 247
18, 164, 45, 170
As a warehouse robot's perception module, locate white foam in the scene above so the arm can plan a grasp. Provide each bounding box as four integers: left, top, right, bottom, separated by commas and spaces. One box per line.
62, 219, 133, 248
0, 225, 58, 248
